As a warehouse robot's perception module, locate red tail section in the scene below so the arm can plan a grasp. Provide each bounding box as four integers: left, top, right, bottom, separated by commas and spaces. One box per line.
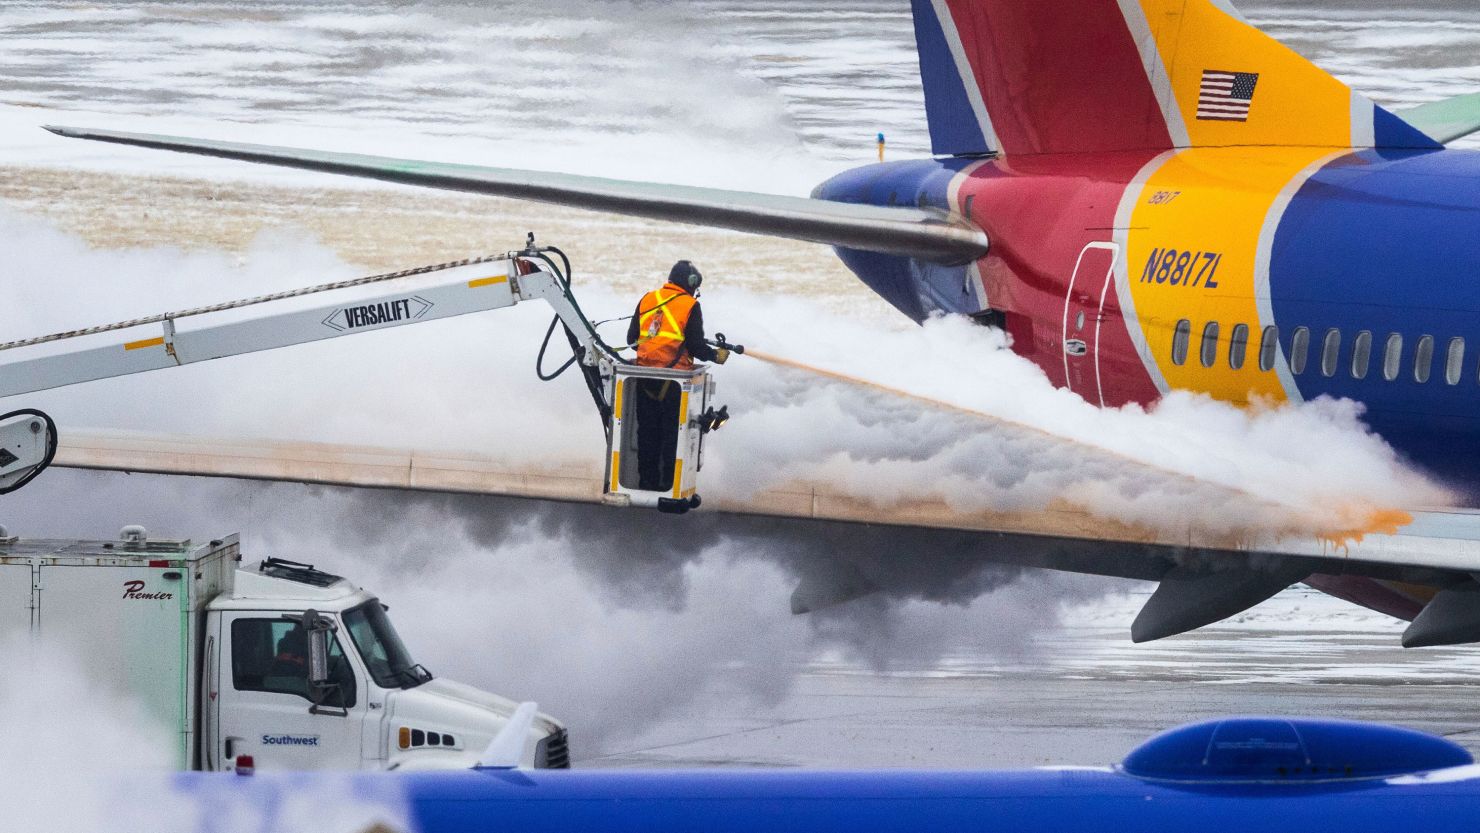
911, 0, 1440, 156
913, 0, 1174, 156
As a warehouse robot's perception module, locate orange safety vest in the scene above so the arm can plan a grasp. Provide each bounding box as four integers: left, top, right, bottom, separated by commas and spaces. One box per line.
635, 283, 697, 369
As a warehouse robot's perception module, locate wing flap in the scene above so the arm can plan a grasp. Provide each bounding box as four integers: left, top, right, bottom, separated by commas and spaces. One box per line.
43, 126, 988, 264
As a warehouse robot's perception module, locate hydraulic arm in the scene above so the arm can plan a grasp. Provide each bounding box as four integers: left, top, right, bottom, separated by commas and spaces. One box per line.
0, 237, 724, 511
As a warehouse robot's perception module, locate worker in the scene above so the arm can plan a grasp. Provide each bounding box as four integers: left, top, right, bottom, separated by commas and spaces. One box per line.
626, 260, 730, 492
270, 626, 309, 695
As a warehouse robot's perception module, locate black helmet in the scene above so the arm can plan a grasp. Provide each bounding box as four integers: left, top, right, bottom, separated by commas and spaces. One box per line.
669, 260, 703, 292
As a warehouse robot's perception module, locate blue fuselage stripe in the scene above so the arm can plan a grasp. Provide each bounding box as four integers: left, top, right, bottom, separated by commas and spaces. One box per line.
1269, 148, 1480, 481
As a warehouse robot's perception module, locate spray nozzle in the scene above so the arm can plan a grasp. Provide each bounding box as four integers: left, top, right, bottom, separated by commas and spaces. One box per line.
711, 333, 745, 355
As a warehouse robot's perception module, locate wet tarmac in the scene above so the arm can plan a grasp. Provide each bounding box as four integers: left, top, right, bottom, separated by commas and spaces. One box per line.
587, 588, 1480, 769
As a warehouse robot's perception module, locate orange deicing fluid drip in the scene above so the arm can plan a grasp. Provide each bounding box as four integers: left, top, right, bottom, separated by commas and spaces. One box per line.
743, 347, 1415, 544
1318, 508, 1416, 552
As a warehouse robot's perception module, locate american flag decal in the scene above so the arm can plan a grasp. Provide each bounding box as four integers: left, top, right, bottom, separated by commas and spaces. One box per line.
1198, 70, 1260, 122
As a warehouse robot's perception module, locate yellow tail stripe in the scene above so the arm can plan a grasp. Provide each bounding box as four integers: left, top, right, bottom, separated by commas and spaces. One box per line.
671, 459, 684, 499
1136, 0, 1358, 148
610, 452, 621, 493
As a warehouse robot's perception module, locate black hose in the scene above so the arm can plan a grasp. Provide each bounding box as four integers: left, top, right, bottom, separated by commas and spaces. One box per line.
522, 247, 617, 437
535, 314, 578, 382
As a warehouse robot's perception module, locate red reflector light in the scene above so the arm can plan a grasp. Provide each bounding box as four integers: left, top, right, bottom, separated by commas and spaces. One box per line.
149, 560, 170, 568
235, 754, 254, 776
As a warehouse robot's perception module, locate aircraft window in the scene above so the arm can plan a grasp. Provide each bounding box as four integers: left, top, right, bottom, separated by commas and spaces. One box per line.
1171, 320, 1191, 366
1447, 338, 1465, 386
1383, 334, 1403, 381
1350, 331, 1372, 380
1258, 326, 1278, 372
1200, 322, 1220, 368
1228, 324, 1249, 370
1320, 328, 1341, 378
1415, 335, 1435, 383
1290, 327, 1310, 375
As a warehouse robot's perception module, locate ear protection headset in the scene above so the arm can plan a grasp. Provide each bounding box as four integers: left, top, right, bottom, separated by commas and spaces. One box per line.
670, 260, 703, 292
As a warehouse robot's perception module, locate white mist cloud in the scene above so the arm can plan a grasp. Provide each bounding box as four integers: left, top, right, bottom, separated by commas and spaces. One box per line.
0, 470, 1108, 758
4, 206, 1449, 548
0, 635, 412, 832
707, 299, 1450, 541
0, 641, 191, 833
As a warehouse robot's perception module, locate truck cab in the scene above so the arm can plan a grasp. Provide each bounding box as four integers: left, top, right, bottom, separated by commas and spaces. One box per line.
0, 529, 568, 771
211, 556, 567, 772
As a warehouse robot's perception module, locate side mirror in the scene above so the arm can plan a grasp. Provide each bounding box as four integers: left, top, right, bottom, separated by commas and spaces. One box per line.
286, 609, 348, 717
307, 622, 330, 687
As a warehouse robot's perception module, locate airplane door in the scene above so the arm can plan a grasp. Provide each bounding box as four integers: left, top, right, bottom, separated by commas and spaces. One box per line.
215, 611, 366, 771
1061, 243, 1120, 405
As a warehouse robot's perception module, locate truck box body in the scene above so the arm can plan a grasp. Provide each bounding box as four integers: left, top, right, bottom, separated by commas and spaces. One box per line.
0, 533, 238, 768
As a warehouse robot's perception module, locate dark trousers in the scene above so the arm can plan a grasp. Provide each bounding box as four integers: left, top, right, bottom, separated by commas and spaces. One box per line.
636, 380, 680, 492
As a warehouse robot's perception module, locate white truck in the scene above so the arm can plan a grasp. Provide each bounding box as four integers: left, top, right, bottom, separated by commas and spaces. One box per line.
0, 526, 568, 772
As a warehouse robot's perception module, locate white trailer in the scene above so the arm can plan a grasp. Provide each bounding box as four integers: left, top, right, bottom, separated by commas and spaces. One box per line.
0, 526, 568, 772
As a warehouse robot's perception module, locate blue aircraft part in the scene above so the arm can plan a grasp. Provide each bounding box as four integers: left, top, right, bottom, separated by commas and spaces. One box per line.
1268, 147, 1480, 484
160, 719, 1480, 833
1121, 717, 1473, 784
1374, 105, 1445, 149
814, 159, 982, 319
832, 245, 929, 321
909, 0, 992, 157
398, 764, 1480, 832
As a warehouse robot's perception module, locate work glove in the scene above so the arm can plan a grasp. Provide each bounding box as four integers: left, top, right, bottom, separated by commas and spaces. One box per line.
714, 348, 731, 365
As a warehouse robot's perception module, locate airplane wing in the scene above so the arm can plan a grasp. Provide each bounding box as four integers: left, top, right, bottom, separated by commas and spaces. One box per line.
52, 430, 1480, 647
42, 126, 988, 265
1398, 92, 1480, 145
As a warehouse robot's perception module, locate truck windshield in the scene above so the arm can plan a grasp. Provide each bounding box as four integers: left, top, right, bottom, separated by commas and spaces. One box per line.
343, 601, 431, 689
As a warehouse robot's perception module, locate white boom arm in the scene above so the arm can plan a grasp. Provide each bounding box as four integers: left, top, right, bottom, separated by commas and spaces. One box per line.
0, 244, 719, 512
0, 261, 591, 398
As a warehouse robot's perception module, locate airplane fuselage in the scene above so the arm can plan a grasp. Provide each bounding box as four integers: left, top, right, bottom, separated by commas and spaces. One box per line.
150, 715, 1480, 833
818, 146, 1480, 489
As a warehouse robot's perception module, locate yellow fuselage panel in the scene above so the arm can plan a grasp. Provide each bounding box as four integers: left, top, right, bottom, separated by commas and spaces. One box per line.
1126, 147, 1335, 403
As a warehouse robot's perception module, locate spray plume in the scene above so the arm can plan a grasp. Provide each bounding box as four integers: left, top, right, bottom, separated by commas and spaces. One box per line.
741, 345, 1423, 545
2, 205, 1450, 550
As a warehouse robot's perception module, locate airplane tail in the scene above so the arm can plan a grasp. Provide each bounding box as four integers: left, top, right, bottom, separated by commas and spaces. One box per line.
910, 0, 1441, 156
